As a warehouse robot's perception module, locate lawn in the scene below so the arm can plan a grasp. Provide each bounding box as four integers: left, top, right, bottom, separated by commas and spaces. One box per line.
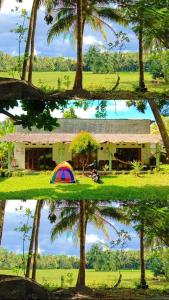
0, 71, 168, 92
0, 269, 168, 290
0, 173, 168, 200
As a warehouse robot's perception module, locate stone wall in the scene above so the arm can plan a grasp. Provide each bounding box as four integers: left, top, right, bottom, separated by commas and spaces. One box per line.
16, 119, 151, 134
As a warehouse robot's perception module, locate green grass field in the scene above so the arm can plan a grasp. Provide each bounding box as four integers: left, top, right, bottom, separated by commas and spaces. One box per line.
0, 173, 168, 200
0, 269, 168, 290
0, 71, 168, 92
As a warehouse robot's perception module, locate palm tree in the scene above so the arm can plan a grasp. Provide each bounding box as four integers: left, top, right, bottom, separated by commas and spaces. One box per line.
25, 200, 44, 280
49, 200, 127, 288
32, 200, 43, 281
74, 0, 83, 90
0, 200, 6, 246
22, 0, 53, 82
139, 219, 148, 289
25, 200, 39, 278
47, 0, 128, 90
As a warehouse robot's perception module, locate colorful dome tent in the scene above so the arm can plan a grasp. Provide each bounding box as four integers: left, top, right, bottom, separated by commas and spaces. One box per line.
50, 161, 76, 183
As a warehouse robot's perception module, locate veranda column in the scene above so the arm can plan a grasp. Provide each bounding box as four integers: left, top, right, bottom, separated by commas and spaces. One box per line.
109, 143, 112, 171
8, 143, 12, 172
156, 143, 161, 170
58, 143, 64, 163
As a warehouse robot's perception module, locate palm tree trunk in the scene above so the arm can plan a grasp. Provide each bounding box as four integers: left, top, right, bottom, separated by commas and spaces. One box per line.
32, 200, 43, 281
140, 220, 148, 289
0, 200, 6, 246
28, 0, 38, 84
76, 200, 86, 288
25, 201, 39, 278
21, 0, 36, 81
73, 0, 83, 90
148, 99, 169, 159
76, 215, 87, 287
138, 21, 147, 92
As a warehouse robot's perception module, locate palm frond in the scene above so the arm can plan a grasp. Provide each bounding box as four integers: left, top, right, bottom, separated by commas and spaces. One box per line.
97, 7, 128, 26
51, 213, 79, 241
47, 14, 76, 43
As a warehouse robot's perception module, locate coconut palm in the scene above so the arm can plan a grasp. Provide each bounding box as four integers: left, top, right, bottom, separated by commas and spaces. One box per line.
22, 0, 54, 82
0, 201, 6, 246
25, 200, 44, 280
47, 0, 128, 90
49, 200, 127, 287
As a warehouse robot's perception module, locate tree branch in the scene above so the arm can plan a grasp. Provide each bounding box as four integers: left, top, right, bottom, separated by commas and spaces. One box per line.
1, 77, 169, 101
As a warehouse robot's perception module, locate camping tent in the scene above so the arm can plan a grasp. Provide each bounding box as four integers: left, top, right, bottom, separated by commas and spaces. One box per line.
50, 161, 76, 183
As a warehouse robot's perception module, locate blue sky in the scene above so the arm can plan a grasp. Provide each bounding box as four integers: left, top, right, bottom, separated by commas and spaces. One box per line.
2, 201, 139, 255
0, 100, 154, 122
0, 0, 138, 57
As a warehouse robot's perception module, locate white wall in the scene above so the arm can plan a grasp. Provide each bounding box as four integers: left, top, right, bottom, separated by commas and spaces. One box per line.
14, 142, 151, 169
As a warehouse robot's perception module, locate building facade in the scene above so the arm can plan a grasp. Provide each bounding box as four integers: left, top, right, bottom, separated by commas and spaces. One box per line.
1, 119, 162, 171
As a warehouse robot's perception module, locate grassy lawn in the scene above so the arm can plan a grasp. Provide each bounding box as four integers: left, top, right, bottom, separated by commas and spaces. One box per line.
0, 269, 168, 290
0, 173, 168, 200
0, 71, 168, 92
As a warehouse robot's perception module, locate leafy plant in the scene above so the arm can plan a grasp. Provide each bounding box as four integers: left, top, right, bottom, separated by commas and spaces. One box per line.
131, 161, 144, 176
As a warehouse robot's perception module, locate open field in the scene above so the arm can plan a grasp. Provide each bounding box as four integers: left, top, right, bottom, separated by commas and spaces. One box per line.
0, 173, 168, 200
0, 269, 168, 290
0, 71, 168, 92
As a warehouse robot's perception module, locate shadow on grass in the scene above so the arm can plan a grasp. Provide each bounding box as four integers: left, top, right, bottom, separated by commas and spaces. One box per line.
0, 183, 168, 201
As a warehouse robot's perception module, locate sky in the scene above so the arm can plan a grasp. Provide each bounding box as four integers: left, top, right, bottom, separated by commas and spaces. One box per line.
0, 0, 138, 57
0, 100, 154, 122
2, 200, 139, 255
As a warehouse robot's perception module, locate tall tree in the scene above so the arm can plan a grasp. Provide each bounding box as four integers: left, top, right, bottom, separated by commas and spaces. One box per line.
47, 0, 127, 90
49, 200, 127, 287
22, 0, 53, 82
74, 0, 83, 90
25, 201, 40, 278
21, 0, 37, 81
0, 201, 6, 246
77, 200, 86, 287
148, 99, 169, 159
139, 219, 147, 289
127, 100, 169, 159
32, 200, 43, 281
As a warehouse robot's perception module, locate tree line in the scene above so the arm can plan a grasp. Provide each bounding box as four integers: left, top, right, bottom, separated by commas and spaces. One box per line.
1, 245, 169, 280
1, 48, 168, 76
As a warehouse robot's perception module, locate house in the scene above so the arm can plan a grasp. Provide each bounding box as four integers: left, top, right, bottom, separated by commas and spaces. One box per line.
1, 119, 162, 171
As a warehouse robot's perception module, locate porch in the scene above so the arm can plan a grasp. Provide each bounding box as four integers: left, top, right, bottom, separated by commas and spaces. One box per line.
2, 135, 162, 172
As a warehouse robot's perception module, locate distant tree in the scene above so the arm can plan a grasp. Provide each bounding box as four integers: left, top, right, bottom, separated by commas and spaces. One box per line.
63, 107, 78, 119
69, 131, 99, 174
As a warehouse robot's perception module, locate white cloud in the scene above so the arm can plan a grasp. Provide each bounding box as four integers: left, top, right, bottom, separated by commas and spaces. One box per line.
5, 200, 36, 213
83, 35, 103, 46
86, 234, 105, 245
1, 0, 34, 14
107, 100, 129, 113
51, 106, 96, 119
